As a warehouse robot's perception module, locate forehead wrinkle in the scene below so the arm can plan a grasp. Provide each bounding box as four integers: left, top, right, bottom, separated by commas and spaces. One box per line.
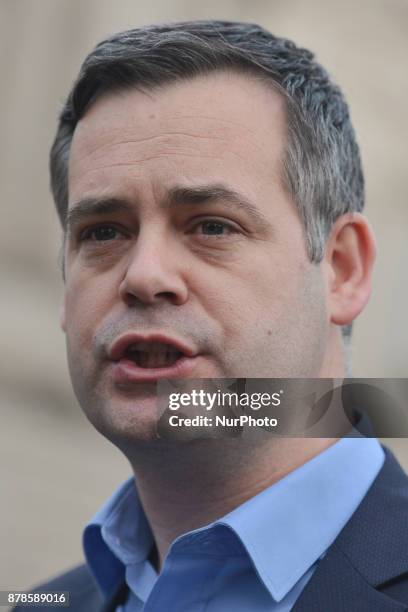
75, 129, 232, 158
71, 140, 272, 188
71, 153, 228, 182
71, 108, 276, 169
84, 130, 230, 153
70, 132, 233, 179
72, 132, 232, 170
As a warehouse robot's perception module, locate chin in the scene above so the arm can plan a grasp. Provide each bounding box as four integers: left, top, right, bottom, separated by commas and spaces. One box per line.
79, 386, 160, 443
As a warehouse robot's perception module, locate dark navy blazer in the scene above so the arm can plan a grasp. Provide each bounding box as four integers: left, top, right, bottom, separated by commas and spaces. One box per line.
13, 447, 408, 611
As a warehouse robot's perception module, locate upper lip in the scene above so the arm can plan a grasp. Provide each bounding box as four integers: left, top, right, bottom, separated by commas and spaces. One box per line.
108, 332, 198, 361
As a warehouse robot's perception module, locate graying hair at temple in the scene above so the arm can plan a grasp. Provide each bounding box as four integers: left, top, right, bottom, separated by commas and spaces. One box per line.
50, 20, 365, 340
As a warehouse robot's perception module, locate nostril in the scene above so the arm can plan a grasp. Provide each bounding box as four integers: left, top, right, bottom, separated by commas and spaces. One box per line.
118, 265, 189, 306
157, 291, 180, 301
121, 290, 180, 307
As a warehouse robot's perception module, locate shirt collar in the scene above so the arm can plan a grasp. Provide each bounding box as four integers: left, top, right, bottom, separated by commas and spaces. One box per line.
83, 477, 153, 596
83, 437, 384, 602
217, 436, 384, 600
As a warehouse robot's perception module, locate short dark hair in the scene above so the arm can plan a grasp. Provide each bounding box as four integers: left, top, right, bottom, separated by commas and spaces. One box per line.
50, 20, 364, 338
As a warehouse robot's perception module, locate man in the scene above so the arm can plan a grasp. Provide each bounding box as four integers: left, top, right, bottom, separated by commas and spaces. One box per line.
16, 20, 408, 611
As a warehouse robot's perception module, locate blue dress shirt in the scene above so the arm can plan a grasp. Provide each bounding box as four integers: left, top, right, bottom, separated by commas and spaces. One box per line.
83, 437, 384, 611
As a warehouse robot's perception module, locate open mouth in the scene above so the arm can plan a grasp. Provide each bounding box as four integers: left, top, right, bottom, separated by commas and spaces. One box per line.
124, 341, 184, 369
109, 333, 199, 383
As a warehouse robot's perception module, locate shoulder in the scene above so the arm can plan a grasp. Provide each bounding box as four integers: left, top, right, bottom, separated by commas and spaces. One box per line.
11, 564, 103, 611
290, 446, 408, 611
301, 446, 408, 610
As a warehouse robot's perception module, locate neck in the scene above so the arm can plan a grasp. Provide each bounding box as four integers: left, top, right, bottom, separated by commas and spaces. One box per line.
128, 435, 338, 571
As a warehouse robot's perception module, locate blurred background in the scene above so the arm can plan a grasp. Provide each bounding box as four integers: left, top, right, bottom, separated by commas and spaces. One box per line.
1, 0, 407, 592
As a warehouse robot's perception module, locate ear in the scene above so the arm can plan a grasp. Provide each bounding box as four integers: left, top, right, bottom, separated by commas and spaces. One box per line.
59, 300, 66, 333
323, 213, 376, 327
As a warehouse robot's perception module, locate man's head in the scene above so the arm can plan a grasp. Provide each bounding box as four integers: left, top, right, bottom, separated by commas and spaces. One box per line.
51, 21, 375, 445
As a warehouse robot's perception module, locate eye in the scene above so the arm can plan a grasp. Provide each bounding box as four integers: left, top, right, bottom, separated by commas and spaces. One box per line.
192, 219, 238, 237
80, 225, 124, 242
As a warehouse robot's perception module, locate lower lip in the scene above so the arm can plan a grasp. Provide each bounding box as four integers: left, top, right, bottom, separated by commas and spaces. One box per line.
109, 355, 200, 384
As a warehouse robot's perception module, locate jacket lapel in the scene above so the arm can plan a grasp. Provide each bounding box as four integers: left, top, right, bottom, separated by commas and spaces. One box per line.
293, 543, 406, 611
294, 447, 408, 611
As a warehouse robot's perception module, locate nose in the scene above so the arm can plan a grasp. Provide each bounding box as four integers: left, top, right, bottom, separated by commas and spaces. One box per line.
118, 231, 189, 307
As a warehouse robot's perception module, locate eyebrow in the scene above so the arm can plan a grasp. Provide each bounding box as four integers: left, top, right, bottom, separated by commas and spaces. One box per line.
65, 198, 133, 232
166, 185, 269, 228
66, 184, 269, 232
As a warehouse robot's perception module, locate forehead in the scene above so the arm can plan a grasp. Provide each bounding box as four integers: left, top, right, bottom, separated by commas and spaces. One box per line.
68, 70, 288, 206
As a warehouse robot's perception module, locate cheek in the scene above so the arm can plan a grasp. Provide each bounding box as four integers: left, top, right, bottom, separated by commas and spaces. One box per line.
204, 251, 318, 355
64, 273, 114, 350
215, 250, 299, 324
